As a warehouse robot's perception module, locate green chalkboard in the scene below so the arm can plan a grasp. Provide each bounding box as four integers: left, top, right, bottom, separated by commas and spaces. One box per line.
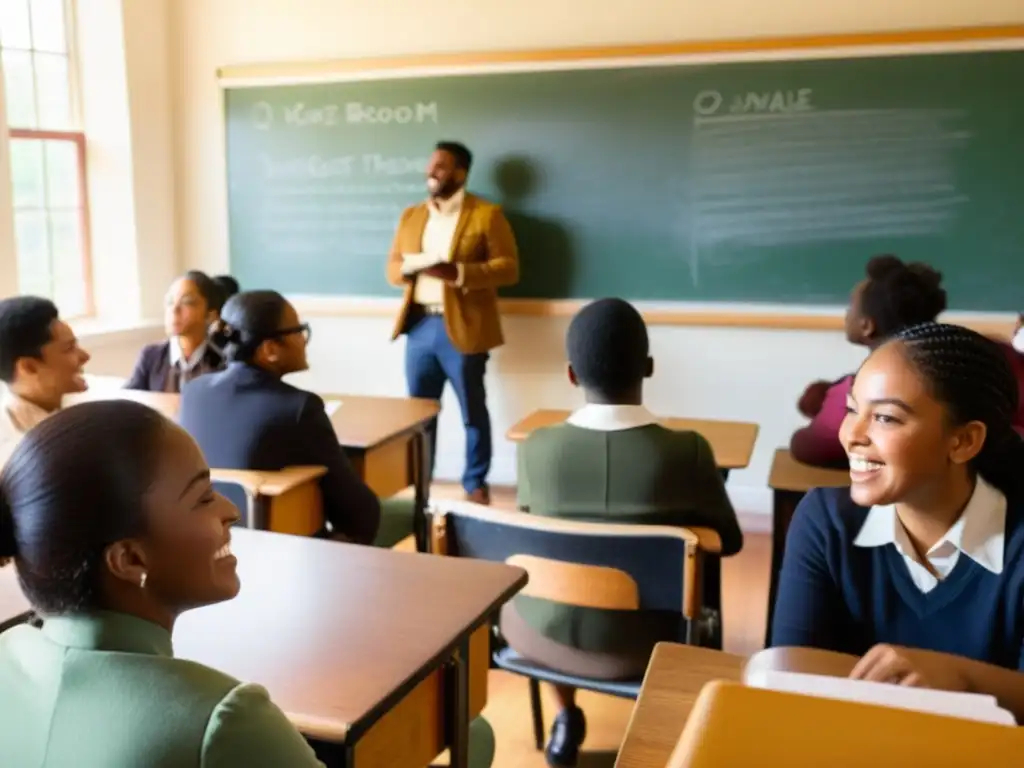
224, 49, 1024, 309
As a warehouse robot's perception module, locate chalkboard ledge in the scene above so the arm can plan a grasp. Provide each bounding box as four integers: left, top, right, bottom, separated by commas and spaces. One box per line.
289, 295, 1016, 336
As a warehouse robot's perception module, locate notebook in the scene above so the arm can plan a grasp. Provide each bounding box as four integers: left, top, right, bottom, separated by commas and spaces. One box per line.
745, 669, 1016, 726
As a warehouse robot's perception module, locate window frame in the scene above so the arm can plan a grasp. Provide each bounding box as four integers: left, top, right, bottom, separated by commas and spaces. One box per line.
3, 0, 94, 317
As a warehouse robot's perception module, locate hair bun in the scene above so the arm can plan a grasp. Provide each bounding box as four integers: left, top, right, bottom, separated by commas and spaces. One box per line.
209, 320, 243, 348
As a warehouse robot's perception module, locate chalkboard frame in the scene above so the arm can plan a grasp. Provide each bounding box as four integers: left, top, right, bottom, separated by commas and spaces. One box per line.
219, 23, 1024, 331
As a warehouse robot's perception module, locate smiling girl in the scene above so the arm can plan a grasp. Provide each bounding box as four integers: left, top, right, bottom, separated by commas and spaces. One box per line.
772, 322, 1024, 721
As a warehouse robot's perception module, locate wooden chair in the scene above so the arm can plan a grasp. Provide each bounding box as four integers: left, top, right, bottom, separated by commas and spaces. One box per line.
427, 501, 721, 752
667, 680, 1021, 766
211, 466, 326, 535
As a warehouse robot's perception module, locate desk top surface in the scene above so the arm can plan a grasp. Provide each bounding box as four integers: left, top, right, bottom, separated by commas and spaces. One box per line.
174, 530, 525, 741
615, 643, 745, 768
616, 643, 864, 768
506, 410, 759, 470
68, 383, 439, 450
0, 532, 525, 741
768, 448, 851, 492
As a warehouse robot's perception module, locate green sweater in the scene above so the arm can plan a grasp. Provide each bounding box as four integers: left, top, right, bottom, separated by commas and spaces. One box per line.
515, 423, 741, 654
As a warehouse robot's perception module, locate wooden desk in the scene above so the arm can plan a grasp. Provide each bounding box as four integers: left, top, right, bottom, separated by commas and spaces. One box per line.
506, 410, 759, 472
765, 448, 849, 645
616, 643, 862, 768
615, 643, 745, 768
0, 564, 31, 632
68, 387, 440, 549
174, 529, 526, 768
324, 394, 439, 551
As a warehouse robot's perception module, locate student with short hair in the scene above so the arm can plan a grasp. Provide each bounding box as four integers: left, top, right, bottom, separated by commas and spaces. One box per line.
178, 291, 381, 545
791, 255, 947, 467
507, 298, 742, 768
0, 296, 90, 467
0, 400, 325, 765
126, 271, 225, 392
773, 323, 1024, 722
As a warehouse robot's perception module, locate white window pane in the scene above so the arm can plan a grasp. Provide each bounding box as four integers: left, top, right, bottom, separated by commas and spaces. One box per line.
2, 50, 38, 127
51, 211, 86, 315
9, 139, 46, 209
44, 140, 79, 208
29, 0, 66, 53
14, 210, 52, 297
33, 52, 70, 129
0, 0, 32, 49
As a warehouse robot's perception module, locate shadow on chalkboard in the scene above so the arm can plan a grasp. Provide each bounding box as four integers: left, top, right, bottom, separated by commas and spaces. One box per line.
491, 156, 575, 298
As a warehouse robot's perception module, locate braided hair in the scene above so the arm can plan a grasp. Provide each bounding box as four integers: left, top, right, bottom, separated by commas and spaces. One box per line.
894, 322, 1024, 499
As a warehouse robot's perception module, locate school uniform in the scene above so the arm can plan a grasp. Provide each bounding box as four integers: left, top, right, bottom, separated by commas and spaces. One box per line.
178, 362, 381, 544
771, 477, 1024, 670
124, 339, 224, 393
0, 611, 323, 766
0, 389, 55, 470
504, 404, 742, 678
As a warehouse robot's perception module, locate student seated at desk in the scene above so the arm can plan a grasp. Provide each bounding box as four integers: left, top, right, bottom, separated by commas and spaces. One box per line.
0, 296, 90, 468
179, 291, 380, 544
0, 401, 324, 766
773, 322, 1024, 723
790, 255, 946, 467
126, 270, 226, 393
506, 298, 742, 767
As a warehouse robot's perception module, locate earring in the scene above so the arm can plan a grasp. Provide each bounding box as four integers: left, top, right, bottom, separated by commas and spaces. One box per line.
139, 572, 147, 589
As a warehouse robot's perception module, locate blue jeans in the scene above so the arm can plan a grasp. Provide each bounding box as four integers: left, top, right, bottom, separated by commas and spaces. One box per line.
405, 315, 491, 494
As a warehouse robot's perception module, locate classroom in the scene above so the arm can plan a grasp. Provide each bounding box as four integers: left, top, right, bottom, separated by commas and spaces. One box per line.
1, 0, 1024, 766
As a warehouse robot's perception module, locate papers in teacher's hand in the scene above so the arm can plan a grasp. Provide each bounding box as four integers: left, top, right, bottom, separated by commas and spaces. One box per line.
323, 400, 342, 417
401, 252, 446, 276
745, 669, 1016, 726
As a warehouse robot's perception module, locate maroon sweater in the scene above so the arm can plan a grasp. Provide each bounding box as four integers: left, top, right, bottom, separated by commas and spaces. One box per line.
790, 342, 1024, 468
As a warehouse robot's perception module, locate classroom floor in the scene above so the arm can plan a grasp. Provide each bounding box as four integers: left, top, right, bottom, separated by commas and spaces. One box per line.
425, 483, 772, 768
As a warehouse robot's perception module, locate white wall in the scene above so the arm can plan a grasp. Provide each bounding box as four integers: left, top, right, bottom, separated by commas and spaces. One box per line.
167, 0, 1024, 514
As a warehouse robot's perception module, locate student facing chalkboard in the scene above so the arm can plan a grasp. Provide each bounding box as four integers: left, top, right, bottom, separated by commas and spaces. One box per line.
790, 256, 947, 468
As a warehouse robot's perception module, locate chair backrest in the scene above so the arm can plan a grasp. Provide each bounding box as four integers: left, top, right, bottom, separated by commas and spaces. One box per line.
428, 501, 710, 619
212, 474, 265, 529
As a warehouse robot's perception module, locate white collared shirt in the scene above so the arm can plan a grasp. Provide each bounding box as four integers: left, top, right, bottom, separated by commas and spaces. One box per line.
169, 338, 208, 373
565, 403, 659, 432
854, 476, 1006, 593
412, 188, 465, 308
0, 389, 56, 469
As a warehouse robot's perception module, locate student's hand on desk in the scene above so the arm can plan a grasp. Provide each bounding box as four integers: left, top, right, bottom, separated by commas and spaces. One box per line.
421, 263, 458, 282
850, 644, 971, 692
797, 380, 831, 418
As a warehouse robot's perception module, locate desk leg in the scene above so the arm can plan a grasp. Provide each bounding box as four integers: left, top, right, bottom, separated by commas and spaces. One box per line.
764, 489, 804, 648
445, 638, 471, 768
412, 428, 431, 552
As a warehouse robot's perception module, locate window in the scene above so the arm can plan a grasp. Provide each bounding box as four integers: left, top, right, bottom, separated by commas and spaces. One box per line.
2, 0, 91, 316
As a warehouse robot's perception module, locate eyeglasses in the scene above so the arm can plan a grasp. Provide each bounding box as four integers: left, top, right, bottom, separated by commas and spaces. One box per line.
273, 323, 311, 344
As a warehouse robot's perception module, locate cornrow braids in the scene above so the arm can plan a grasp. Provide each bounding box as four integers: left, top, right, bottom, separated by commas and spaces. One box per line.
894, 322, 1024, 499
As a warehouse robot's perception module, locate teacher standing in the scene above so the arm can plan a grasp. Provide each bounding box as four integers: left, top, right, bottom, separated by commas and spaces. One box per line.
387, 141, 520, 504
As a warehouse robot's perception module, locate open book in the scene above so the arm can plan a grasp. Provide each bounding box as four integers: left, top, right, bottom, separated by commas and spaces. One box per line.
400, 252, 446, 276
745, 669, 1016, 726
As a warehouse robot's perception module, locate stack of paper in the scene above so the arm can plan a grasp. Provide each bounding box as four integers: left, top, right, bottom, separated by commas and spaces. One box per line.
323, 400, 342, 417
745, 669, 1016, 725
401, 253, 445, 276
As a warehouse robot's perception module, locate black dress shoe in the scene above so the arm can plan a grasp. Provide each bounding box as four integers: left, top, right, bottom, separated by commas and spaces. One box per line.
545, 706, 586, 767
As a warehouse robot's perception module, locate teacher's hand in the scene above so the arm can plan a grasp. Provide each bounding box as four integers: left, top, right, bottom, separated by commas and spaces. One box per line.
850, 644, 970, 692
421, 263, 458, 282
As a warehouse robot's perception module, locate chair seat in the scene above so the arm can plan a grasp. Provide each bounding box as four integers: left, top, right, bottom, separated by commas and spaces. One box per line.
491, 647, 642, 699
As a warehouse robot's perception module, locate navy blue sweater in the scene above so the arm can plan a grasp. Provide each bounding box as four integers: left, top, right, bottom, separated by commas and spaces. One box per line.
771, 487, 1024, 671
